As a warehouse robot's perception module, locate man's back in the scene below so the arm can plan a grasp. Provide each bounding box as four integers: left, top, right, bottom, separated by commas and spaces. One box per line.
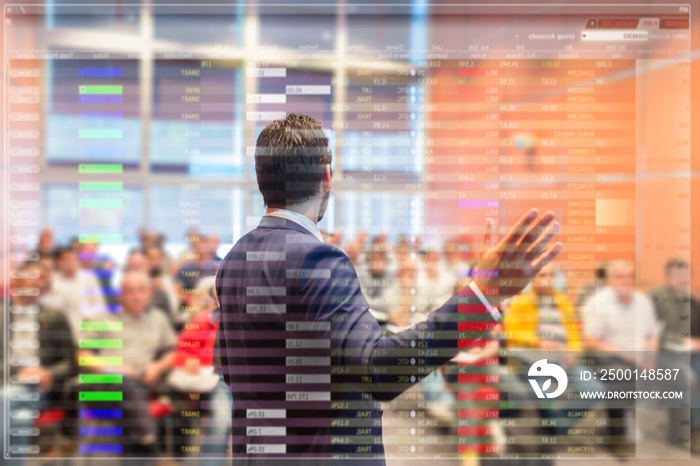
216, 215, 386, 460
215, 113, 562, 463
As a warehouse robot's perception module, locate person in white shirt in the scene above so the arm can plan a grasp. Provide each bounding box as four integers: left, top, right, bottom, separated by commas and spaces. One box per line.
583, 260, 659, 361
49, 246, 107, 342
582, 260, 659, 445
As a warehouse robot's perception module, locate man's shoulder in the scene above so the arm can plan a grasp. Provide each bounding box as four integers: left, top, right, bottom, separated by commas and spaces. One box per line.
648, 286, 671, 302
299, 243, 356, 272
224, 226, 345, 261
146, 307, 173, 326
580, 287, 611, 312
224, 226, 323, 256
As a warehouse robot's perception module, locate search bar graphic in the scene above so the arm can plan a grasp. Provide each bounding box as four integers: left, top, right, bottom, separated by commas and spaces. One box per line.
581, 30, 649, 41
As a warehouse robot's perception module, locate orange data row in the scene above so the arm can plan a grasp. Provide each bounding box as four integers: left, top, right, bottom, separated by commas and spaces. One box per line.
347, 59, 635, 75
423, 155, 633, 166
414, 128, 635, 139
420, 170, 635, 184
343, 76, 634, 87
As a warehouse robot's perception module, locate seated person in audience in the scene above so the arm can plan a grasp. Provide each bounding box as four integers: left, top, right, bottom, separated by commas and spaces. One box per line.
36, 226, 55, 256
138, 228, 159, 253
38, 252, 67, 311
125, 250, 173, 323
207, 234, 224, 262
168, 276, 232, 464
422, 246, 460, 312
504, 263, 581, 352
328, 232, 343, 248
650, 259, 700, 352
583, 260, 659, 361
342, 240, 365, 268
176, 234, 221, 315
77, 271, 176, 457
582, 260, 659, 446
444, 236, 474, 282
649, 258, 700, 448
575, 261, 608, 309
0, 261, 75, 463
386, 257, 423, 328
77, 241, 116, 293
50, 246, 107, 342
503, 263, 603, 435
144, 244, 179, 320
356, 244, 397, 322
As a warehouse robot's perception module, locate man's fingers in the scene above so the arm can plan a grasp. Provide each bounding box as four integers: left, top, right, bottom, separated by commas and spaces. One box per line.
517, 211, 555, 251
499, 208, 539, 249
524, 220, 559, 261
480, 218, 492, 254
480, 218, 496, 256
531, 242, 563, 272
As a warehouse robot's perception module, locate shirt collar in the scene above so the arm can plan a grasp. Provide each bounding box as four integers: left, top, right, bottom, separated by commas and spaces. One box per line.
264, 208, 324, 242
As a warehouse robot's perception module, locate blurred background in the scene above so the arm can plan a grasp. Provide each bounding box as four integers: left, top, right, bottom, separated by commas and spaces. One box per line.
1, 0, 699, 465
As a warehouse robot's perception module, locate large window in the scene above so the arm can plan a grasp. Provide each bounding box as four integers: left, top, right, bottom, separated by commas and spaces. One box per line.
43, 183, 143, 244
46, 59, 141, 167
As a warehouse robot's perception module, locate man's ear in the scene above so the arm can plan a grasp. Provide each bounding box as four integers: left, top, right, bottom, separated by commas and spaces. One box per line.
322, 163, 332, 192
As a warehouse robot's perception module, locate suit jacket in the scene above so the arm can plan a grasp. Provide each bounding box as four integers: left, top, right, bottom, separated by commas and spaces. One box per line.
216, 216, 495, 463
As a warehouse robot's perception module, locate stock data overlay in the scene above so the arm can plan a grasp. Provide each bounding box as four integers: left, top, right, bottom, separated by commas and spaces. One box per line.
2, 2, 699, 464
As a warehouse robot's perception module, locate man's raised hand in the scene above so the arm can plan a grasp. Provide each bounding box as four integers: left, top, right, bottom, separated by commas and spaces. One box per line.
472, 208, 562, 302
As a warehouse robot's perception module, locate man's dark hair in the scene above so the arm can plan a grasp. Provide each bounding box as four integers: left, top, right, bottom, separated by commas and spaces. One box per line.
665, 258, 689, 276
254, 113, 332, 207
54, 246, 77, 260
595, 262, 607, 280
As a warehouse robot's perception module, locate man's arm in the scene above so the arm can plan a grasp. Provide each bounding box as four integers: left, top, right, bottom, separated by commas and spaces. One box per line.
301, 209, 562, 402
142, 310, 177, 384
142, 351, 175, 385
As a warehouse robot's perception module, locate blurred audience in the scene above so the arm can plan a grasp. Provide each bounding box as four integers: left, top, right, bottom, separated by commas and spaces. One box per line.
125, 250, 172, 321
36, 226, 55, 255
77, 271, 176, 457
504, 263, 581, 352
176, 233, 222, 323
650, 259, 700, 449
7, 223, 700, 459
502, 263, 603, 439
651, 259, 700, 352
168, 276, 232, 464
1, 261, 76, 464
356, 244, 397, 321
422, 246, 460, 313
143, 244, 180, 319
581, 260, 659, 448
582, 260, 659, 360
49, 246, 107, 342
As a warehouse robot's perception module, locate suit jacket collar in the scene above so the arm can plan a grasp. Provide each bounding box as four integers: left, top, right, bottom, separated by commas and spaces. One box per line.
257, 215, 324, 242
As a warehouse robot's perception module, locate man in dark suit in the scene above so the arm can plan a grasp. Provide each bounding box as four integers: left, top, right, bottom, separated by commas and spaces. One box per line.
215, 114, 562, 464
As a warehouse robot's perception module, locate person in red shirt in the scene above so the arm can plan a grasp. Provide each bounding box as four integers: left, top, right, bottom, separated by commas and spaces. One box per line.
169, 277, 232, 465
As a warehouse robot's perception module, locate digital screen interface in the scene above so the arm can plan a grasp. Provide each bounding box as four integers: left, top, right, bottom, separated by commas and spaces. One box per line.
2, 2, 699, 464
